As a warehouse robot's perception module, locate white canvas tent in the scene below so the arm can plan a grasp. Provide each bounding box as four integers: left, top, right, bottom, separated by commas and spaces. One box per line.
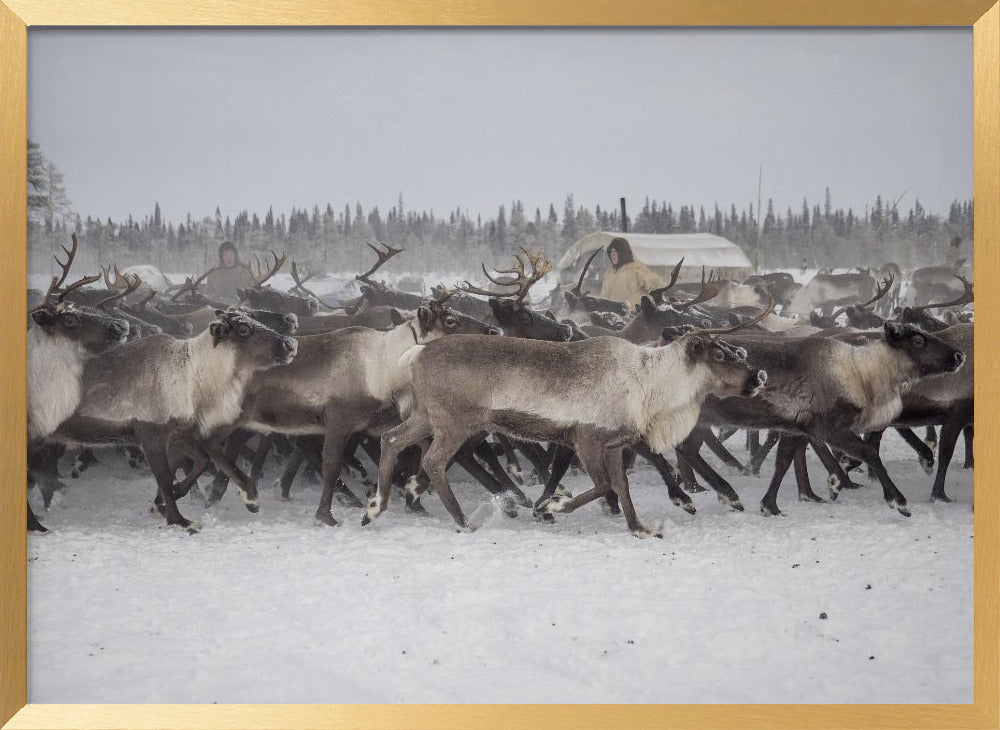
557, 231, 753, 286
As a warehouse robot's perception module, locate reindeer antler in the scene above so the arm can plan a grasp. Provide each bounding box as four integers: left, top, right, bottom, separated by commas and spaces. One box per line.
291, 261, 336, 311
459, 247, 552, 304
96, 272, 141, 309
170, 268, 215, 302
570, 248, 602, 298
697, 294, 775, 336
675, 267, 721, 311
908, 274, 974, 313
250, 250, 287, 286
56, 274, 102, 304
648, 258, 685, 305
53, 234, 80, 290
830, 273, 896, 321
102, 264, 134, 291
356, 242, 403, 287
428, 284, 458, 308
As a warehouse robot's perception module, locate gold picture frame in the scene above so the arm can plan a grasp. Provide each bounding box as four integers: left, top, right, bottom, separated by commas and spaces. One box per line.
2, 2, 997, 727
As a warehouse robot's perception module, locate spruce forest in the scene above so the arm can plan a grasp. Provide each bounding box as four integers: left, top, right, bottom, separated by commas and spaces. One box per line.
27, 140, 974, 278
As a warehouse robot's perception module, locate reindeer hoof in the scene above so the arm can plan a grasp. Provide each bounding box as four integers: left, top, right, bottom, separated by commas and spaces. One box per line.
798, 492, 825, 504
602, 501, 622, 517
170, 519, 200, 534
314, 510, 339, 527
930, 492, 952, 504
759, 502, 782, 517
718, 494, 744, 511
887, 499, 911, 516
672, 498, 696, 515
631, 527, 662, 539
920, 457, 935, 475
538, 494, 570, 514
534, 511, 556, 524
245, 502, 259, 514
455, 524, 474, 533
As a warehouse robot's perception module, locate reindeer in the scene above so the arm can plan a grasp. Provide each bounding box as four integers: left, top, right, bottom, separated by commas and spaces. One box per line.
688, 322, 964, 517
787, 271, 877, 317
366, 304, 769, 537
201, 288, 501, 526
561, 248, 631, 317
232, 251, 320, 316
810, 273, 896, 329
26, 236, 131, 530
49, 309, 297, 531
909, 266, 973, 307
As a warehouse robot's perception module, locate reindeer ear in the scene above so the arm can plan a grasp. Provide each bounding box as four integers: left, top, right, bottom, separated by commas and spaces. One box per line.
809, 312, 821, 326
544, 310, 557, 321
209, 321, 229, 346
389, 308, 406, 327
31, 309, 55, 327
417, 305, 435, 328
639, 296, 656, 318
214, 309, 226, 317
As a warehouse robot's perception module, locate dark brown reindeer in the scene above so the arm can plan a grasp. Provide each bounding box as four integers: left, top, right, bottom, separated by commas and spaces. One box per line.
50, 309, 297, 531
366, 309, 768, 537
810, 273, 896, 329
689, 322, 964, 517
236, 251, 321, 316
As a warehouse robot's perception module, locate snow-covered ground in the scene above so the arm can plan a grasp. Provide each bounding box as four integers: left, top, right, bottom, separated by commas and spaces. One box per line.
27, 430, 973, 704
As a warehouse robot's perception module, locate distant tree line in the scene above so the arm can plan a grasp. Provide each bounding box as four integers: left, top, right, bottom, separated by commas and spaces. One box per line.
27, 140, 973, 278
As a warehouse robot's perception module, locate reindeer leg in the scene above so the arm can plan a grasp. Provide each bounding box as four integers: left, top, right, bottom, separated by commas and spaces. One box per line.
204, 428, 253, 505
493, 433, 524, 484
924, 425, 938, 450
631, 441, 694, 514
27, 499, 48, 533
809, 439, 861, 499
675, 438, 744, 511
894, 427, 935, 475
700, 427, 745, 473
604, 445, 658, 537
299, 435, 363, 509
747, 430, 780, 475
816, 428, 910, 516
472, 437, 532, 506
250, 433, 274, 482
931, 412, 970, 503
532, 444, 575, 523
275, 447, 305, 500
674, 452, 705, 493
759, 435, 801, 516
794, 440, 824, 503
201, 437, 260, 513
963, 424, 974, 469
367, 416, 434, 524
136, 426, 198, 532
421, 430, 473, 530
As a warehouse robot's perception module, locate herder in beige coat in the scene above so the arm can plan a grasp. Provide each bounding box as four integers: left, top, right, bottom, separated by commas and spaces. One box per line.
205, 241, 256, 302
600, 237, 664, 306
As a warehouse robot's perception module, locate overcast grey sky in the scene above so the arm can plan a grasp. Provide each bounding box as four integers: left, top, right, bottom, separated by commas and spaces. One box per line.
28, 28, 971, 224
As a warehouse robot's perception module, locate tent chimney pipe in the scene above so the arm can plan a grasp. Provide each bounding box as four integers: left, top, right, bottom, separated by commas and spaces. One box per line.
620, 197, 628, 233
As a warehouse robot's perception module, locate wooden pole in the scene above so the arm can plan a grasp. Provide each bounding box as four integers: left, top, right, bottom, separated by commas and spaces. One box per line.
620, 197, 628, 233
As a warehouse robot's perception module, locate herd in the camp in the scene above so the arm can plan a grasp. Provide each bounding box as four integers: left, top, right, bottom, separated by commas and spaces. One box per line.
26, 235, 974, 537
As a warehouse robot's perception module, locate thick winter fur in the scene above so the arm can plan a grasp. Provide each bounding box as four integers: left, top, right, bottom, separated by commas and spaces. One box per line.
370, 333, 763, 532
75, 326, 292, 437
27, 327, 87, 440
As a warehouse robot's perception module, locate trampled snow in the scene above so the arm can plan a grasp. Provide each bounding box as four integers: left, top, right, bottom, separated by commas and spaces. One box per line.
27, 430, 973, 704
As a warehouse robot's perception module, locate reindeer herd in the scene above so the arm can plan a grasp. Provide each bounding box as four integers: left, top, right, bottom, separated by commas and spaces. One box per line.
26, 234, 974, 538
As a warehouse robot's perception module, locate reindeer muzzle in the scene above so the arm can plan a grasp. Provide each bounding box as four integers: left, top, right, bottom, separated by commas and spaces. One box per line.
946, 350, 965, 373
108, 319, 130, 343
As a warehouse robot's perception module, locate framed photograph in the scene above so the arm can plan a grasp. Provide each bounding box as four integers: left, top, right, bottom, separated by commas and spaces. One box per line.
2, 2, 998, 728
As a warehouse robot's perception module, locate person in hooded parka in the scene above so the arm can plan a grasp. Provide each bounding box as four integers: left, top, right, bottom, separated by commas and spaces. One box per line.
204, 241, 257, 302
599, 237, 665, 307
